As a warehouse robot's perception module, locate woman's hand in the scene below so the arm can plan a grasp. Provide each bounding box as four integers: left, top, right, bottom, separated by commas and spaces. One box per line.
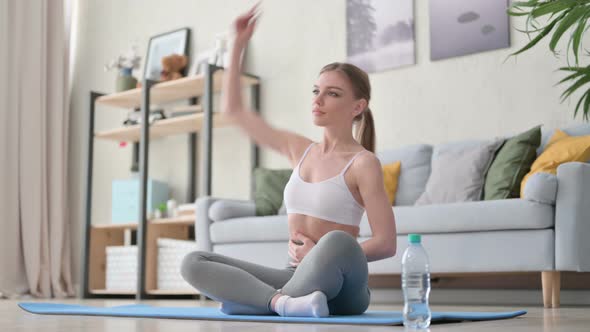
288, 232, 316, 267
232, 1, 261, 48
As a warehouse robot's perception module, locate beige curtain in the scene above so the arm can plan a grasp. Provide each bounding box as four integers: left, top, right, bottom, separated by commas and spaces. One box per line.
0, 0, 75, 298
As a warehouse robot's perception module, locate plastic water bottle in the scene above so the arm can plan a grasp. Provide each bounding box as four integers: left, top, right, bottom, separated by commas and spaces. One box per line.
402, 234, 432, 329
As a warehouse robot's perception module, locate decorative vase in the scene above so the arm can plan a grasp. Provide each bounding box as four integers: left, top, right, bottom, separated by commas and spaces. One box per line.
209, 33, 228, 67
116, 67, 137, 92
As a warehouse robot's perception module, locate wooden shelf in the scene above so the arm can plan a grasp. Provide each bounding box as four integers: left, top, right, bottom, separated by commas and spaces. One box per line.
150, 214, 196, 225
84, 65, 261, 299
92, 215, 195, 230
94, 112, 233, 142
171, 104, 203, 113
89, 215, 196, 295
96, 71, 259, 109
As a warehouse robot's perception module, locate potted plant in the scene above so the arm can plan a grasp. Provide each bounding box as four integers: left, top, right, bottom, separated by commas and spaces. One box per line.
508, 0, 590, 121
104, 43, 142, 92
155, 202, 167, 219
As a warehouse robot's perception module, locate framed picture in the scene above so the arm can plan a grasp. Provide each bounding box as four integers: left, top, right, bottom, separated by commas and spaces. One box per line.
429, 0, 510, 61
346, 0, 415, 73
143, 27, 190, 81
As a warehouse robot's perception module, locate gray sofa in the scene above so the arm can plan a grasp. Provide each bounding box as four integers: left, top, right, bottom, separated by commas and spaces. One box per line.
194, 124, 590, 308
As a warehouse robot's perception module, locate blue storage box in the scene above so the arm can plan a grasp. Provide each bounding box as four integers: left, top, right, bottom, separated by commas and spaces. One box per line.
111, 178, 169, 224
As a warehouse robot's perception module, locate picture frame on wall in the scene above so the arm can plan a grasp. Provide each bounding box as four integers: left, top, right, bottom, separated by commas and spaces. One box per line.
346, 0, 415, 73
143, 27, 190, 81
429, 0, 510, 61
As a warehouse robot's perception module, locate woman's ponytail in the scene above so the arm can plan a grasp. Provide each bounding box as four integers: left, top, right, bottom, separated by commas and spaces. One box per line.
354, 108, 375, 153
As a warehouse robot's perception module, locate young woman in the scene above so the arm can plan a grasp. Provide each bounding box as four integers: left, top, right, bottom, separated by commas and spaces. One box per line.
181, 2, 397, 317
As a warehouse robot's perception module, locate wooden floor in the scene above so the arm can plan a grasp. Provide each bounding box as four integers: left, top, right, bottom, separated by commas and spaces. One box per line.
3, 298, 589, 331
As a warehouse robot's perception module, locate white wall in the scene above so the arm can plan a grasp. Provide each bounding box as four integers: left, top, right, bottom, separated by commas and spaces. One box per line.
68, 0, 587, 289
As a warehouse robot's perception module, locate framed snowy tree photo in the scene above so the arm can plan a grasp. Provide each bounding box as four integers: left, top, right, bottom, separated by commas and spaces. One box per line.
346, 0, 415, 73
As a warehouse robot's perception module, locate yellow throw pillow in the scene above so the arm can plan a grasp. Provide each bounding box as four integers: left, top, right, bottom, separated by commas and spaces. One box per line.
382, 161, 402, 205
521, 129, 590, 197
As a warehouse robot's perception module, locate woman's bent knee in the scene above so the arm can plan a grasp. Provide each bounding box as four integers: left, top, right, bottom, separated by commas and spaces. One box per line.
322, 229, 352, 240
320, 230, 359, 249
180, 250, 209, 280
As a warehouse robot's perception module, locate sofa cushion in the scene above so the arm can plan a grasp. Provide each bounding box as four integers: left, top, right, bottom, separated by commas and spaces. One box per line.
382, 161, 402, 205
210, 215, 289, 244
538, 123, 590, 156
359, 198, 554, 237
213, 231, 554, 274
253, 168, 292, 216
366, 230, 554, 274
376, 144, 433, 206
432, 139, 491, 156
414, 139, 504, 205
522, 128, 590, 197
484, 125, 541, 200
211, 199, 554, 244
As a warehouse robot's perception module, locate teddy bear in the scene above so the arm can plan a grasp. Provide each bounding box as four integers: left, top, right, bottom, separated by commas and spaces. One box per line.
136, 54, 188, 88
159, 54, 188, 81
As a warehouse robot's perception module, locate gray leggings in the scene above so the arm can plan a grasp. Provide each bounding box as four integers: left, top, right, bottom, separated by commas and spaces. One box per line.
180, 230, 371, 315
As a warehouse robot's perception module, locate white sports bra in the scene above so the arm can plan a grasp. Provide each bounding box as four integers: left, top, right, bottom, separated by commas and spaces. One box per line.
283, 142, 366, 227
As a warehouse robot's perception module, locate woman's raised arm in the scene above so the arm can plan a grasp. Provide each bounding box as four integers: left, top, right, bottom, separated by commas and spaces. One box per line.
221, 3, 312, 164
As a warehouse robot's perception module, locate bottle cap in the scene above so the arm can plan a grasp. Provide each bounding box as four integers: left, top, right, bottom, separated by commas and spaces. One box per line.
408, 234, 421, 244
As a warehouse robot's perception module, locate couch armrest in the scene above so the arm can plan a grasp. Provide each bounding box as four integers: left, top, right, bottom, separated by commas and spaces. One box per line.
555, 162, 590, 271
194, 196, 220, 252
194, 196, 256, 252
209, 198, 256, 222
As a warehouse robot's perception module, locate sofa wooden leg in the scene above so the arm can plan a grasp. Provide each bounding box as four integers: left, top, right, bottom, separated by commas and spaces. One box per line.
552, 271, 561, 308
542, 271, 552, 308
542, 271, 560, 308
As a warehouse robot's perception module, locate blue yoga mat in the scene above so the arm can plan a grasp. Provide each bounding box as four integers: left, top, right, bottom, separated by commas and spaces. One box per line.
18, 302, 526, 325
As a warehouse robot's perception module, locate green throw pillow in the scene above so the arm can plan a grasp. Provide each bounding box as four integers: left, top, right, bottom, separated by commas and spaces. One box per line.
253, 168, 293, 216
484, 125, 542, 200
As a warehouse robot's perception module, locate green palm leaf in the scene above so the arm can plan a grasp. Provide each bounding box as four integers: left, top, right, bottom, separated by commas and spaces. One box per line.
549, 7, 586, 55
572, 15, 589, 63
558, 66, 590, 120
508, 11, 566, 57
531, 0, 578, 17
508, 0, 590, 121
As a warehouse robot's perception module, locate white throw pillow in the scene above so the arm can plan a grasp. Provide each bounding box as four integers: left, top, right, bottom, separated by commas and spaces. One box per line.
415, 139, 504, 205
